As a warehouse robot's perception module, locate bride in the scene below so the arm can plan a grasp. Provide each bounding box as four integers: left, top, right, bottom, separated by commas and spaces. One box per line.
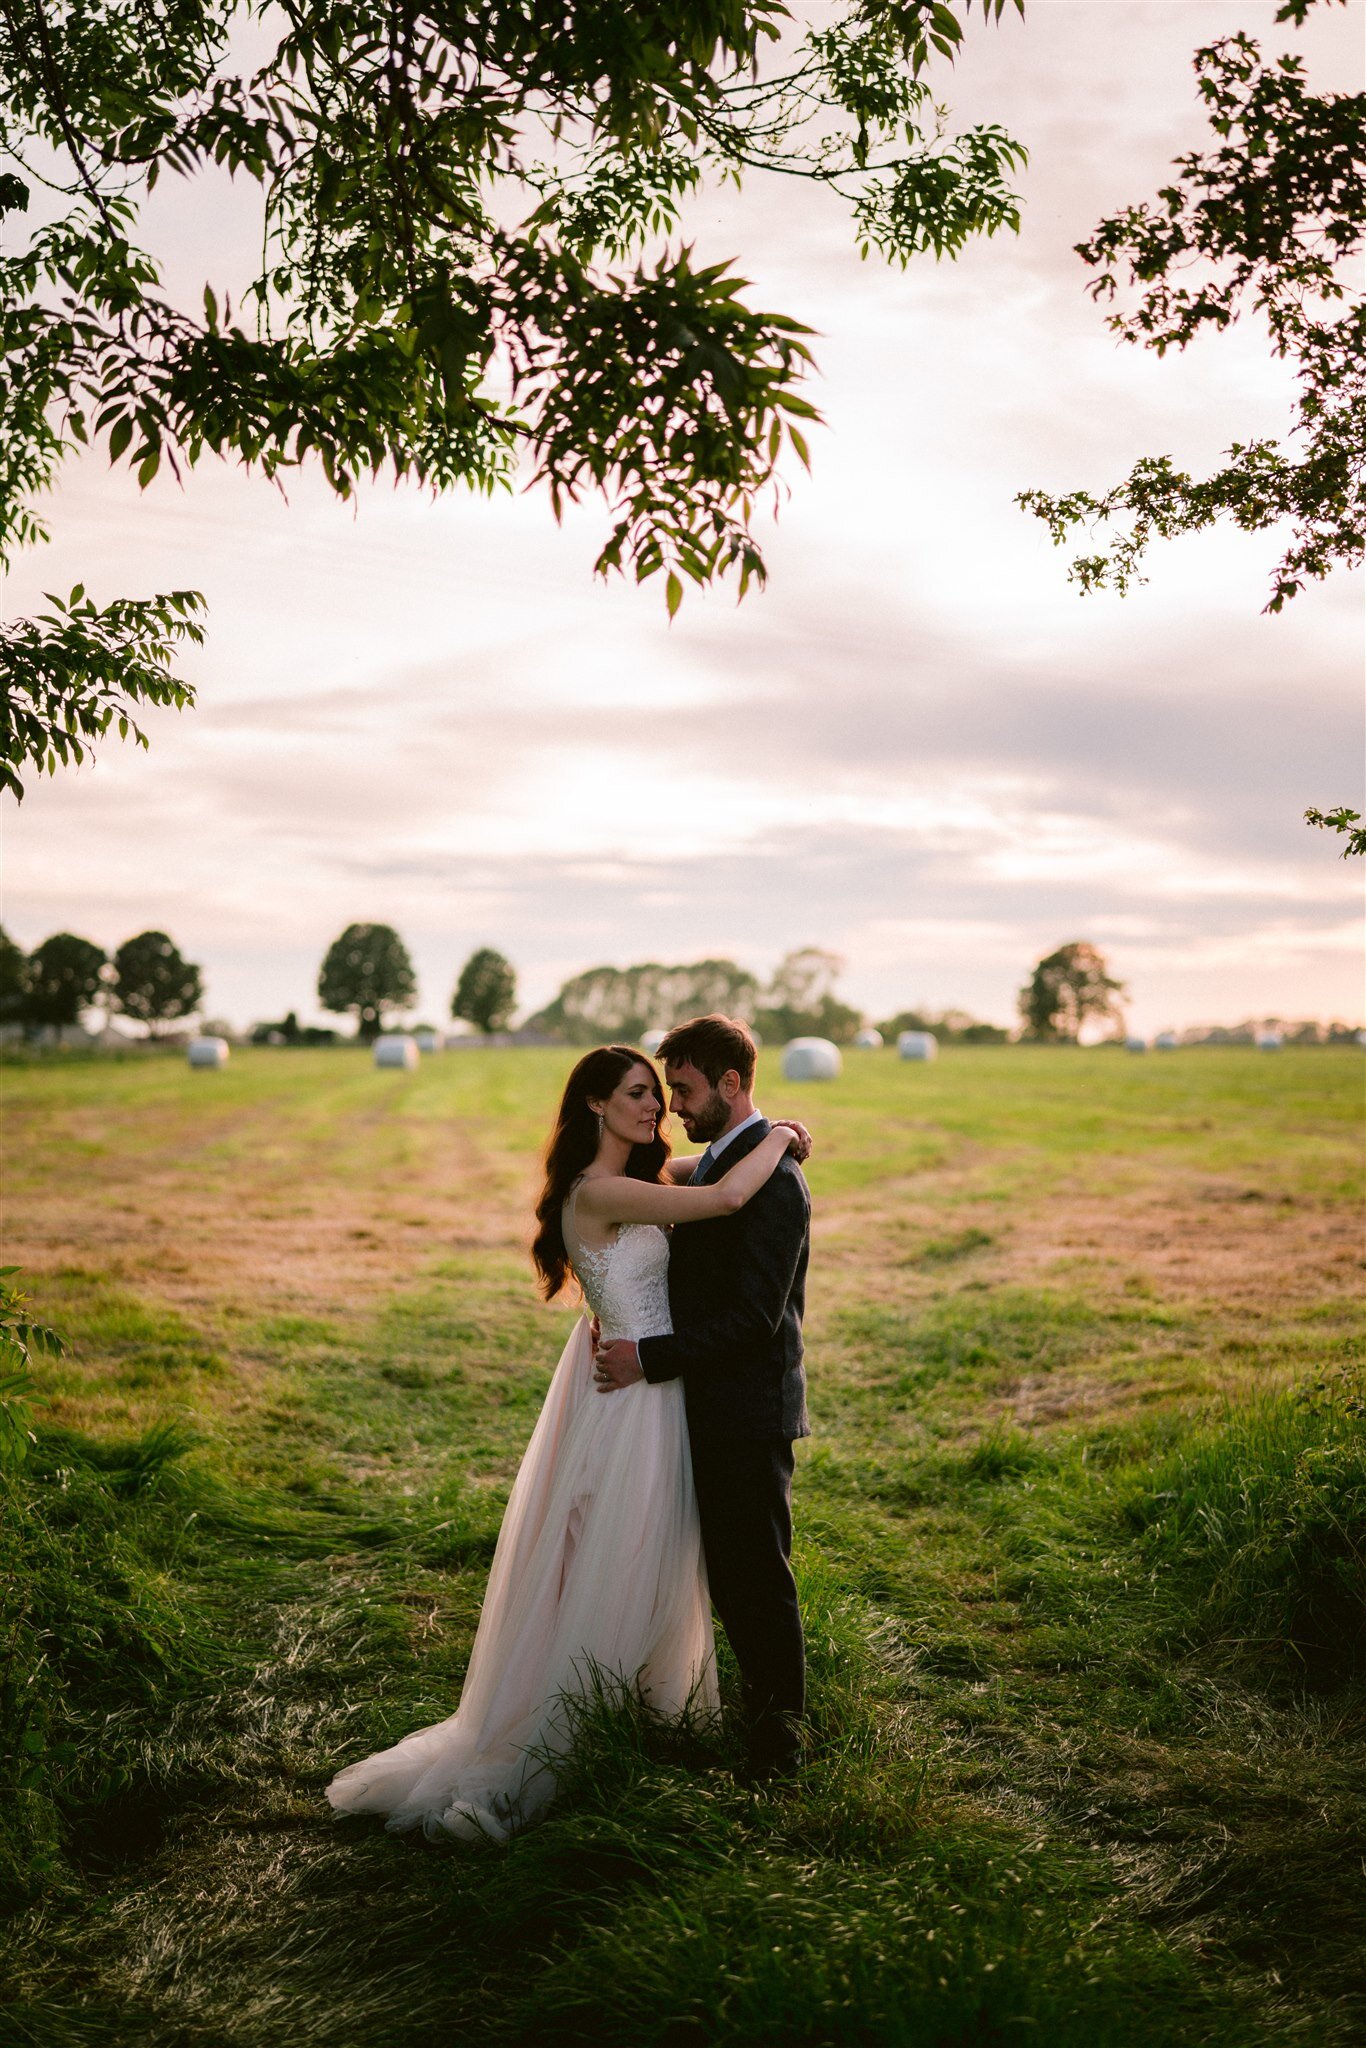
325, 1042, 803, 1842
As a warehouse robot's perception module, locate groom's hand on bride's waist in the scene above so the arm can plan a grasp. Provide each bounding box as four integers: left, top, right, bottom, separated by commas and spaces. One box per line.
594, 1340, 643, 1393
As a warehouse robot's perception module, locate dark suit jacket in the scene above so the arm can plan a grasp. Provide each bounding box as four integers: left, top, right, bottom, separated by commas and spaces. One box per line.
637, 1119, 811, 1442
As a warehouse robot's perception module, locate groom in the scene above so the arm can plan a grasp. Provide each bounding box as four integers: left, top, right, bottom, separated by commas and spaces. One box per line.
594, 1013, 811, 1780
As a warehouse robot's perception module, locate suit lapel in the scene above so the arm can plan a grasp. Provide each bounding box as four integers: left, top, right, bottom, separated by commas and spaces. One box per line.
693, 1119, 771, 1186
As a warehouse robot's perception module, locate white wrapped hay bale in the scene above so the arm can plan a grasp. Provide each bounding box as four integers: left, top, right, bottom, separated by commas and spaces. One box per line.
188, 1036, 230, 1069
374, 1033, 419, 1070
1154, 1032, 1178, 1050
853, 1028, 883, 1049
640, 1029, 668, 1055
781, 1036, 842, 1081
414, 1028, 444, 1053
897, 1031, 938, 1062
1255, 1030, 1283, 1051
1125, 1035, 1147, 1053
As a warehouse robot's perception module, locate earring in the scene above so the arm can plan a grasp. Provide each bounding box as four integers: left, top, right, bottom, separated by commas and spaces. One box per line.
594, 1110, 604, 1140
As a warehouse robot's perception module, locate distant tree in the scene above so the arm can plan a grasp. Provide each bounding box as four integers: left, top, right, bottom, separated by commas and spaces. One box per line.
111, 929, 203, 1036
317, 924, 416, 1042
452, 949, 517, 1036
1018, 942, 1127, 1042
877, 1005, 1009, 1043
22, 933, 107, 1034
0, 926, 27, 1027
529, 959, 759, 1045
755, 947, 861, 1044
877, 1007, 934, 1037
250, 1011, 337, 1046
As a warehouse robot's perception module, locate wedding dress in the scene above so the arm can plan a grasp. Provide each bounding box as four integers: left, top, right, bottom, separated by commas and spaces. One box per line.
325, 1189, 717, 1842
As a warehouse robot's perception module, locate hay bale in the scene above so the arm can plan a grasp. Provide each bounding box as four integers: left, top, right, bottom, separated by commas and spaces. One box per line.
897, 1031, 938, 1062
1125, 1035, 1148, 1053
414, 1028, 444, 1053
188, 1036, 229, 1069
853, 1028, 883, 1048
1255, 1030, 1283, 1051
374, 1033, 419, 1070
640, 1029, 668, 1055
1154, 1032, 1178, 1050
781, 1037, 842, 1081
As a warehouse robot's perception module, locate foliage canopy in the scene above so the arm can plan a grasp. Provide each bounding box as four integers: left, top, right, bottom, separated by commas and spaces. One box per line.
111, 929, 205, 1033
1018, 941, 1127, 1043
529, 957, 761, 1043
0, 926, 28, 1027
451, 947, 517, 1035
754, 946, 862, 1044
317, 921, 416, 1039
0, 0, 1025, 794
20, 932, 108, 1032
1021, 8, 1364, 621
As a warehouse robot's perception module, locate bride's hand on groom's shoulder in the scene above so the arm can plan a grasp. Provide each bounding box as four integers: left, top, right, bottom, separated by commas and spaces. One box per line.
771, 1118, 813, 1164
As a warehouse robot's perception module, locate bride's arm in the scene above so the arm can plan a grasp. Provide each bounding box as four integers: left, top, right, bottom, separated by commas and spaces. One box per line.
577, 1128, 797, 1227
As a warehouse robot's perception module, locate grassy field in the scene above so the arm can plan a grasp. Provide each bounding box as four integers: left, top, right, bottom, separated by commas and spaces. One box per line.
2, 1042, 1363, 2046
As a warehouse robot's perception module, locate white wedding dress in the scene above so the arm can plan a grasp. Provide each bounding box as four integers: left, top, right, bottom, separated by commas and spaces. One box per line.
325, 1190, 717, 1841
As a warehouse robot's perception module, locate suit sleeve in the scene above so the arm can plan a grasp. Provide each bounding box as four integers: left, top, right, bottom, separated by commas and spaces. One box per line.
637, 1167, 808, 1385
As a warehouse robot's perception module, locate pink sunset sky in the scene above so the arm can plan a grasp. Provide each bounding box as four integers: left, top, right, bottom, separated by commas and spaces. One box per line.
3, 0, 1363, 1037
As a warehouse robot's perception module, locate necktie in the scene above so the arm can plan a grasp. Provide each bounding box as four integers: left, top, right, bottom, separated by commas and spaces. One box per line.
695, 1146, 716, 1182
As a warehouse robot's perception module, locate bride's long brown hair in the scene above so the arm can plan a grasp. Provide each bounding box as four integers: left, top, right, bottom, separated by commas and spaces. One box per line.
531, 1045, 670, 1299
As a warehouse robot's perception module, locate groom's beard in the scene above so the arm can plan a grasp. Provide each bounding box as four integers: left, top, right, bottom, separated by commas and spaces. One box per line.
683, 1088, 732, 1143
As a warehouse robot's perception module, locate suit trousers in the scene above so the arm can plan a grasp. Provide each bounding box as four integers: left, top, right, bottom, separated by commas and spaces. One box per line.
689, 1434, 805, 1768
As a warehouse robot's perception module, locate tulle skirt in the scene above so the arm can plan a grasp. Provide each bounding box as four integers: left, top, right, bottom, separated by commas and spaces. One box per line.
326, 1315, 717, 1841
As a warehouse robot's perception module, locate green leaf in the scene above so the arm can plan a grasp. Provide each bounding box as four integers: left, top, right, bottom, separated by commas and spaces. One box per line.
665, 570, 683, 617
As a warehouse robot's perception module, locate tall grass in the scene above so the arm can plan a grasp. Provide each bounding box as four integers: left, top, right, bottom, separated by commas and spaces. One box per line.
1, 1420, 209, 1902
1123, 1367, 1366, 1684
3, 1430, 1255, 2048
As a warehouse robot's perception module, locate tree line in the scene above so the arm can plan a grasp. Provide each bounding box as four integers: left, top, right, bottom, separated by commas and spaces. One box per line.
0, 920, 519, 1044
314, 927, 517, 1042
259, 935, 1117, 1047
0, 922, 1157, 1049
0, 926, 202, 1037
259, 932, 1103, 1046
526, 942, 1125, 1045
10, 920, 1350, 1052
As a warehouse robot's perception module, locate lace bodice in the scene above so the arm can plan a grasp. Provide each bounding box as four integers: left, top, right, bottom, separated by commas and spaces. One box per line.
562, 1186, 673, 1342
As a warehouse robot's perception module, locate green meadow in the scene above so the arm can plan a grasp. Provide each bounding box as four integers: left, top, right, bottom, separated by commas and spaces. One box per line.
2, 1043, 1363, 2046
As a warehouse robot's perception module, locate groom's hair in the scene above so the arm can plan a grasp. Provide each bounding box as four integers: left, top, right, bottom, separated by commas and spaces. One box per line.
657, 1014, 757, 1091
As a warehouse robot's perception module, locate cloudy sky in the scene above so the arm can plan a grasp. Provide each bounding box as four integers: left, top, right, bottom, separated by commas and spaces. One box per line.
3, 0, 1362, 1036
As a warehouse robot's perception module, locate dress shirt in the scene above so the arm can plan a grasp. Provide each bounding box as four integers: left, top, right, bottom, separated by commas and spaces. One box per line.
694, 1107, 765, 1179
